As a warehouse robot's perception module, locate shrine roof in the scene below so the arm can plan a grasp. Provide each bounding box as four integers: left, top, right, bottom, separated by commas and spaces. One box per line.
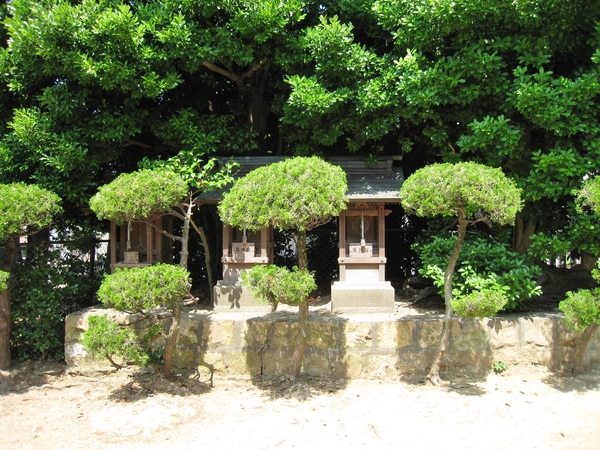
197, 156, 404, 204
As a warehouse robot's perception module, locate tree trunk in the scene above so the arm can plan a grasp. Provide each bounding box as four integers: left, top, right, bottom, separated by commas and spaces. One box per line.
196, 225, 214, 302
289, 229, 309, 381
580, 252, 597, 272
0, 288, 10, 370
514, 214, 537, 254
425, 209, 467, 386
163, 200, 193, 379
296, 229, 308, 272
247, 88, 269, 136
0, 236, 18, 370
572, 323, 599, 374
289, 297, 308, 381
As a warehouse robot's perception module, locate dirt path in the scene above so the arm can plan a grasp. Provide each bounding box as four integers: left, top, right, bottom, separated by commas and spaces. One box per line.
1, 361, 599, 449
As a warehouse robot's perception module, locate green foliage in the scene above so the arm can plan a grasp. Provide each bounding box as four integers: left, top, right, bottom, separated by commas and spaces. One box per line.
139, 155, 238, 193
97, 264, 191, 313
82, 315, 149, 368
559, 288, 600, 332
219, 156, 348, 232
242, 265, 316, 308
0, 270, 7, 292
0, 183, 62, 238
89, 169, 187, 225
576, 176, 600, 216
493, 361, 508, 374
399, 162, 522, 226
10, 246, 103, 360
414, 236, 542, 310
451, 288, 508, 319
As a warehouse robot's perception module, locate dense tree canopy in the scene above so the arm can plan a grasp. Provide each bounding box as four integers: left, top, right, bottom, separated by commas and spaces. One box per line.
219, 156, 347, 235
0, 1, 598, 268
285, 0, 600, 258
400, 162, 522, 385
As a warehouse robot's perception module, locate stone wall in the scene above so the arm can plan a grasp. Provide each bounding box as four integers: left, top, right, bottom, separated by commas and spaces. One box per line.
65, 307, 600, 379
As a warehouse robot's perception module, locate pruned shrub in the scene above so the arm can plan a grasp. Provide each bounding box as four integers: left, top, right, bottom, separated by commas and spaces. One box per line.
82, 315, 149, 369
243, 264, 316, 308
98, 264, 191, 314
89, 263, 191, 371
559, 288, 600, 332
451, 288, 508, 318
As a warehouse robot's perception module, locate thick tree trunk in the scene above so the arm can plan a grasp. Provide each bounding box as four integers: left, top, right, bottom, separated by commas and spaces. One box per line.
0, 236, 18, 370
289, 229, 309, 381
247, 88, 269, 136
425, 209, 467, 386
580, 252, 597, 272
572, 323, 599, 374
514, 214, 537, 254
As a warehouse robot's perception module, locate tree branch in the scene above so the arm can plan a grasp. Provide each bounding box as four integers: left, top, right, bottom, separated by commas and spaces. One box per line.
139, 219, 182, 242
202, 59, 267, 87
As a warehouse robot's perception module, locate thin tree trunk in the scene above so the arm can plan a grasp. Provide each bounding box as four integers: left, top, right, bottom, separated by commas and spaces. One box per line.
195, 224, 214, 302
573, 323, 599, 374
0, 288, 10, 370
289, 229, 309, 381
163, 200, 193, 379
289, 297, 308, 381
0, 236, 17, 370
425, 209, 467, 386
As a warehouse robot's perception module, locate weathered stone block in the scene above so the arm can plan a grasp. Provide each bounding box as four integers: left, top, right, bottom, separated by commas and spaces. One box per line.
344, 321, 375, 350
395, 320, 414, 349
417, 320, 443, 348
451, 319, 487, 351
307, 321, 338, 349
487, 317, 519, 351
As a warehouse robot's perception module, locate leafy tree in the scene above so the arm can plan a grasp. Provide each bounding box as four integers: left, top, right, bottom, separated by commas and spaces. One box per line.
243, 264, 317, 314
10, 244, 103, 361
414, 236, 541, 311
89, 167, 232, 377
559, 283, 600, 374
82, 315, 150, 370
0, 0, 317, 206
84, 264, 191, 373
283, 0, 600, 259
0, 182, 62, 369
399, 162, 522, 385
557, 176, 600, 373
218, 156, 347, 381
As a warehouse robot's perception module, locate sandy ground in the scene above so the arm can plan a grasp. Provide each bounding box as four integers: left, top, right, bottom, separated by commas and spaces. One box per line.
1, 361, 600, 450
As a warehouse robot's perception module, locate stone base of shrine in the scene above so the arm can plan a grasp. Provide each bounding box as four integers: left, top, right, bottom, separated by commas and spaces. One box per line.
330, 281, 396, 313
65, 307, 600, 379
213, 281, 272, 313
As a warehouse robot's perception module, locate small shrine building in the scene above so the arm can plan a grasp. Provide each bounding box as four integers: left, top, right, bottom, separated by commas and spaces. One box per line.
199, 156, 404, 313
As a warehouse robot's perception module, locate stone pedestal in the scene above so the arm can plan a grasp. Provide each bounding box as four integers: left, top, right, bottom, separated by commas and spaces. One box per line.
330, 281, 395, 313
213, 281, 272, 313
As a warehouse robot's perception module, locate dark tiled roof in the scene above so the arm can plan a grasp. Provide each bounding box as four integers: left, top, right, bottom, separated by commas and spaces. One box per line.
198, 156, 403, 204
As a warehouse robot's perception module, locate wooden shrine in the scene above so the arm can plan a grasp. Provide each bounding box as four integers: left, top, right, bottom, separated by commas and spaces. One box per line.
109, 216, 174, 272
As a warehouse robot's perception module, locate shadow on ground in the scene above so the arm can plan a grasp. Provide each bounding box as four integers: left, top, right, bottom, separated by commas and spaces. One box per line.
107, 367, 214, 402
252, 374, 349, 401
0, 360, 65, 396
541, 370, 600, 393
